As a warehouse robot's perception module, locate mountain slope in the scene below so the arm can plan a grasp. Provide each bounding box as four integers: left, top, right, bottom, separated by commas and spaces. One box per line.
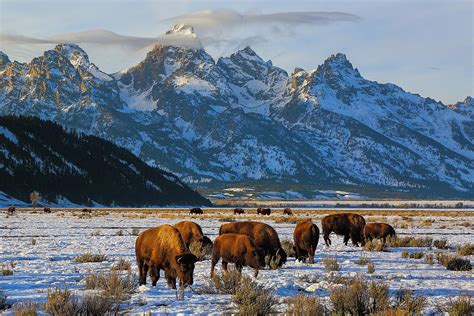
0, 115, 211, 206
0, 25, 472, 198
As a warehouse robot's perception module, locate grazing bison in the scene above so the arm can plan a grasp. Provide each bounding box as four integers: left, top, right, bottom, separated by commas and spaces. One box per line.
293, 220, 320, 263
364, 223, 396, 243
257, 208, 271, 215
7, 205, 15, 215
189, 207, 203, 215
43, 207, 51, 213
82, 208, 91, 213
233, 208, 245, 215
322, 213, 366, 247
211, 233, 265, 277
135, 224, 198, 288
283, 208, 293, 215
174, 221, 213, 257
219, 221, 286, 268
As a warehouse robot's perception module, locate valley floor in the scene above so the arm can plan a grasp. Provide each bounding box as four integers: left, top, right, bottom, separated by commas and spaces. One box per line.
1, 208, 473, 314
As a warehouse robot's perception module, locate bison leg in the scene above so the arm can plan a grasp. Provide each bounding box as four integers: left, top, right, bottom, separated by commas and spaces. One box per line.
165, 270, 176, 289
137, 258, 147, 285
210, 252, 220, 277
150, 266, 160, 286
295, 246, 301, 261
323, 230, 332, 246
350, 234, 359, 247
253, 268, 259, 278
222, 260, 229, 273
308, 246, 315, 264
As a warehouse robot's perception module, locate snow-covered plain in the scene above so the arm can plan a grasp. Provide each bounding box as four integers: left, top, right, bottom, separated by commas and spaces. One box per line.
0, 209, 473, 314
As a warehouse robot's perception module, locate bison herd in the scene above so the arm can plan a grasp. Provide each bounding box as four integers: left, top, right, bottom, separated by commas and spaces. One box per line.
135, 211, 395, 289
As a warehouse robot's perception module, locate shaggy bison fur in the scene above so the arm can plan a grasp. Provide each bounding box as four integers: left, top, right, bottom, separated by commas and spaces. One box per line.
322, 213, 366, 247
257, 208, 271, 215
174, 221, 213, 254
189, 207, 203, 215
135, 224, 198, 289
219, 221, 286, 268
211, 233, 265, 277
293, 220, 320, 263
233, 208, 245, 215
364, 223, 396, 243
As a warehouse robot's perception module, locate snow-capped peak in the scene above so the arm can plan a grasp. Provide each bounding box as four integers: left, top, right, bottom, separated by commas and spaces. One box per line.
166, 24, 197, 38
0, 51, 10, 68
233, 46, 264, 63
55, 44, 90, 67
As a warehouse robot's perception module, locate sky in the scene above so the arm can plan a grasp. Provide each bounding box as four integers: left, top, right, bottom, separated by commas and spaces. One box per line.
0, 0, 472, 104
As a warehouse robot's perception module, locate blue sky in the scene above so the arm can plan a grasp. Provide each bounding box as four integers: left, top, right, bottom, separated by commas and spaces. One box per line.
0, 0, 472, 104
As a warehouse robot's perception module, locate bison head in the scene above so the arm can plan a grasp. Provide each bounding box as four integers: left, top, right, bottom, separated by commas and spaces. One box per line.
175, 253, 198, 287
275, 247, 287, 267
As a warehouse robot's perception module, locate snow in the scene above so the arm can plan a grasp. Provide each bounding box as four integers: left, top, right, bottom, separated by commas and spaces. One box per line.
0, 210, 472, 314
174, 76, 216, 96
0, 126, 18, 144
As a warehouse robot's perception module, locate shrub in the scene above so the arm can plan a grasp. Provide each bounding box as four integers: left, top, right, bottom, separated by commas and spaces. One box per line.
329, 277, 389, 315
286, 294, 326, 315
116, 230, 124, 236
409, 252, 424, 259
393, 289, 427, 314
363, 240, 385, 252
322, 257, 340, 272
401, 251, 409, 259
31, 238, 37, 246
218, 217, 236, 222
83, 269, 136, 300
232, 275, 277, 315
355, 256, 370, 265
211, 269, 242, 295
131, 228, 140, 236
446, 258, 472, 271
433, 239, 449, 249
111, 258, 131, 271
367, 262, 375, 274
13, 301, 38, 316
281, 239, 296, 258
73, 253, 108, 263
80, 294, 117, 315
456, 244, 474, 256
189, 241, 212, 261
41, 288, 80, 316
1, 262, 14, 276
386, 236, 432, 248
441, 296, 474, 316
424, 253, 434, 264
420, 219, 434, 227
437, 253, 457, 267
90, 229, 101, 236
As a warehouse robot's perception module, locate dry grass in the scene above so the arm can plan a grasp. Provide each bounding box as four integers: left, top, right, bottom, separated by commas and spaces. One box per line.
322, 257, 340, 272
456, 244, 474, 256
31, 238, 37, 246
436, 253, 472, 271
83, 269, 136, 300
210, 269, 243, 295
386, 236, 432, 248
41, 288, 80, 316
116, 229, 124, 236
1, 262, 14, 276
433, 239, 449, 249
438, 296, 474, 316
79, 294, 117, 315
424, 253, 434, 264
232, 275, 277, 315
355, 256, 370, 265
281, 239, 296, 258
409, 252, 424, 259
363, 240, 386, 252
12, 301, 38, 316
367, 262, 375, 274
73, 253, 108, 263
111, 258, 131, 271
131, 227, 140, 236
393, 289, 427, 315
286, 294, 326, 315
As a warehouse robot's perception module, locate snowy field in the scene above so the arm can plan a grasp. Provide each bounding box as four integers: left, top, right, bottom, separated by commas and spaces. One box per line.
1, 208, 473, 314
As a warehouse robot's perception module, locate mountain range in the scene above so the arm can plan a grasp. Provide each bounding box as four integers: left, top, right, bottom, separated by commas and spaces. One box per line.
0, 115, 211, 206
0, 24, 472, 198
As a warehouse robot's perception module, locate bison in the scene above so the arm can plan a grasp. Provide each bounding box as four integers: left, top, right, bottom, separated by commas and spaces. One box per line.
257, 208, 271, 215
135, 224, 198, 289
174, 221, 213, 258
219, 221, 286, 268
364, 223, 396, 243
189, 207, 203, 215
43, 207, 51, 213
293, 220, 320, 263
283, 208, 293, 215
322, 213, 366, 247
82, 208, 91, 213
211, 233, 265, 277
233, 208, 245, 215
7, 205, 15, 215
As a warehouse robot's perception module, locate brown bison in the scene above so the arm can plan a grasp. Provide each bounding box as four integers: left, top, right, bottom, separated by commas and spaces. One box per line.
189, 207, 203, 215
82, 208, 91, 213
293, 220, 320, 263
233, 208, 245, 215
257, 208, 271, 215
219, 221, 286, 268
364, 223, 396, 243
322, 213, 366, 247
7, 205, 15, 215
43, 207, 51, 213
135, 224, 198, 288
174, 221, 213, 256
283, 208, 293, 215
211, 233, 265, 277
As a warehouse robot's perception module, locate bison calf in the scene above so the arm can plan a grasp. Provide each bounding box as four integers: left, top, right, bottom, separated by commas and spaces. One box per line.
135, 224, 198, 289
364, 223, 396, 243
322, 213, 366, 247
211, 234, 265, 277
293, 220, 320, 263
189, 207, 203, 215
